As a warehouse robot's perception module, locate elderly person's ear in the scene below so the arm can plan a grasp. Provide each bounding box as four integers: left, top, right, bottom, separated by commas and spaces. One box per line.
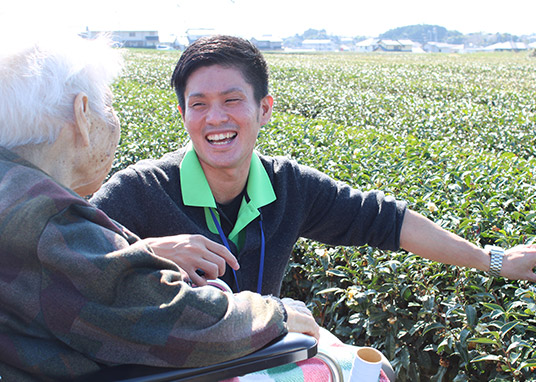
72, 92, 91, 147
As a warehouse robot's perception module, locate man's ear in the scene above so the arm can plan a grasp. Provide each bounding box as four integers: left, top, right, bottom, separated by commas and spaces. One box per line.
259, 95, 273, 125
177, 105, 185, 120
72, 92, 90, 147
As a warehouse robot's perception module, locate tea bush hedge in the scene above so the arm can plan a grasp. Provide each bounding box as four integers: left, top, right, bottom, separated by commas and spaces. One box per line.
111, 49, 536, 381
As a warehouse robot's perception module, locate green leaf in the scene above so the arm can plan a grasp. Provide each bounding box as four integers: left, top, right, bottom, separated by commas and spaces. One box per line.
468, 337, 499, 345
422, 322, 445, 336
452, 372, 470, 382
430, 366, 448, 382
481, 303, 506, 312
506, 341, 532, 352
500, 321, 521, 338
465, 304, 477, 328
325, 269, 348, 278
471, 354, 502, 363
316, 287, 342, 295
519, 360, 536, 370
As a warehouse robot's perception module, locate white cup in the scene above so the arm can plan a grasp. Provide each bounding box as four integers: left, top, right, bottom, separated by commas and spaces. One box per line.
348, 347, 382, 382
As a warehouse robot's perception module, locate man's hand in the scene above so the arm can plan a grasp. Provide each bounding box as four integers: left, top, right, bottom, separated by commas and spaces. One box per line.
501, 244, 536, 282
143, 234, 239, 286
281, 298, 320, 341
400, 210, 536, 283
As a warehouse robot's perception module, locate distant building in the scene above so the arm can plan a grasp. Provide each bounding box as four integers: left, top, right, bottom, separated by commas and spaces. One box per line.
186, 28, 216, 44
484, 41, 528, 52
398, 39, 425, 53
250, 36, 283, 50
339, 37, 356, 51
355, 38, 422, 53
424, 42, 464, 53
84, 30, 159, 48
301, 39, 337, 52
411, 44, 426, 53
376, 39, 413, 52
159, 34, 187, 50
355, 38, 379, 53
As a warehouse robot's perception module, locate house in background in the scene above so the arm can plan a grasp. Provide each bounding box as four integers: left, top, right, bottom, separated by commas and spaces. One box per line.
355, 39, 416, 53
376, 39, 413, 52
355, 38, 378, 52
301, 39, 337, 51
424, 42, 464, 53
84, 30, 159, 48
398, 39, 420, 52
339, 37, 356, 51
484, 41, 528, 52
159, 33, 188, 50
411, 43, 426, 53
186, 28, 216, 44
250, 36, 283, 50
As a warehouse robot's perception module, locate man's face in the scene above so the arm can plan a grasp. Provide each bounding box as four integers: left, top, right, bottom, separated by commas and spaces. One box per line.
181, 65, 273, 176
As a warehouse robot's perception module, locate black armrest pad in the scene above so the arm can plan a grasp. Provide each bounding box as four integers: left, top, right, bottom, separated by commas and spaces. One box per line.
77, 332, 318, 382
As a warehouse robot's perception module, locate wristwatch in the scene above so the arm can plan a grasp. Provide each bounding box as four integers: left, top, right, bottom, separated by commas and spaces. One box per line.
485, 245, 504, 277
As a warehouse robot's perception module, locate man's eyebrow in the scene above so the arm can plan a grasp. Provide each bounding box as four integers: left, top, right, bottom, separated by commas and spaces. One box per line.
187, 92, 205, 99
221, 87, 245, 95
187, 87, 246, 99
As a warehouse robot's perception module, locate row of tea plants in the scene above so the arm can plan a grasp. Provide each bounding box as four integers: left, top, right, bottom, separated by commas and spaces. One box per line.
110, 49, 536, 381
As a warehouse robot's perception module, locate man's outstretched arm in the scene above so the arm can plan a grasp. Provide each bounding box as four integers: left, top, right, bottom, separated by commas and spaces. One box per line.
400, 209, 536, 282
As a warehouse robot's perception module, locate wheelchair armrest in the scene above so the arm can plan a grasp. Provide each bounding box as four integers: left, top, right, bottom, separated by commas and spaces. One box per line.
77, 332, 318, 382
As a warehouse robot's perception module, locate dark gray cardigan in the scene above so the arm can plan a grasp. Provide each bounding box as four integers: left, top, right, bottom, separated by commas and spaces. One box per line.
91, 148, 407, 296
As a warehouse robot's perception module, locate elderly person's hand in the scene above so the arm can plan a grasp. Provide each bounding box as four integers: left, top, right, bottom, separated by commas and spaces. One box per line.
281, 298, 320, 341
500, 244, 536, 282
144, 234, 239, 286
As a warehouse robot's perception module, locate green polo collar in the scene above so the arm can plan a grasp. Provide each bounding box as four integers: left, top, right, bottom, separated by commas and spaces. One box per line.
180, 143, 276, 246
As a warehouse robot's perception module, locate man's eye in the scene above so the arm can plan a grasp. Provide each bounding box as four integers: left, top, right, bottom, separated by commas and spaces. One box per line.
226, 98, 240, 103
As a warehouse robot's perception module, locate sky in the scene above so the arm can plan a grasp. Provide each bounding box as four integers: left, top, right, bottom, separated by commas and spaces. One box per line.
2, 0, 535, 41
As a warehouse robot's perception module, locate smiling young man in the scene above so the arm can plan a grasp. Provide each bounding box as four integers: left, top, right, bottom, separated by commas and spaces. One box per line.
91, 34, 536, 299
90, 35, 536, 381
180, 64, 273, 205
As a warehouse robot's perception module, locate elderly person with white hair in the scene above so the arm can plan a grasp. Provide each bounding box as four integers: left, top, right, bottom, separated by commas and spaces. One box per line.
0, 35, 319, 381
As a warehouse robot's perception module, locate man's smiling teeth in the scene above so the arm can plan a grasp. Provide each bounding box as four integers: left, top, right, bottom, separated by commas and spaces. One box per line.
207, 132, 237, 145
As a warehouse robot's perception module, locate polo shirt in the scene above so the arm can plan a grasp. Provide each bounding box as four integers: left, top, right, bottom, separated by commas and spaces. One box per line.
179, 144, 276, 249
91, 146, 406, 295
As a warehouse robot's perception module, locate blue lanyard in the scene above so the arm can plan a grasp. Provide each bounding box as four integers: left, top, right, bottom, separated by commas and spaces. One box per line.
209, 208, 265, 294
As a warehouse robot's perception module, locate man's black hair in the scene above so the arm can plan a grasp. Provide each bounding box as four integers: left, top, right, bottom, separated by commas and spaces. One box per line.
171, 35, 269, 112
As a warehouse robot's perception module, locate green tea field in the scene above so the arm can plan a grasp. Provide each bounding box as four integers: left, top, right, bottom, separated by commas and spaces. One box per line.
112, 49, 536, 381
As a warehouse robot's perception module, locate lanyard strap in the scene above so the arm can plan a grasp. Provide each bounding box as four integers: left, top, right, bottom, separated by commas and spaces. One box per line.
209, 207, 265, 294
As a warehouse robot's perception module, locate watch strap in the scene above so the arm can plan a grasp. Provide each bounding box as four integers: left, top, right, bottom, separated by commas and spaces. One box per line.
485, 245, 504, 277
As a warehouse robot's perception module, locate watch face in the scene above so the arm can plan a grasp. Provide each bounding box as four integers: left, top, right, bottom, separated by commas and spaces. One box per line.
485, 245, 505, 255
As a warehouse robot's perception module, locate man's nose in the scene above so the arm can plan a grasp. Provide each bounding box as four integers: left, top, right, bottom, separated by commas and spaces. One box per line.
206, 104, 229, 125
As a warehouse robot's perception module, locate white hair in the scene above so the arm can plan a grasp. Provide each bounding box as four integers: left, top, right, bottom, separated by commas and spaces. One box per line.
0, 33, 123, 149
